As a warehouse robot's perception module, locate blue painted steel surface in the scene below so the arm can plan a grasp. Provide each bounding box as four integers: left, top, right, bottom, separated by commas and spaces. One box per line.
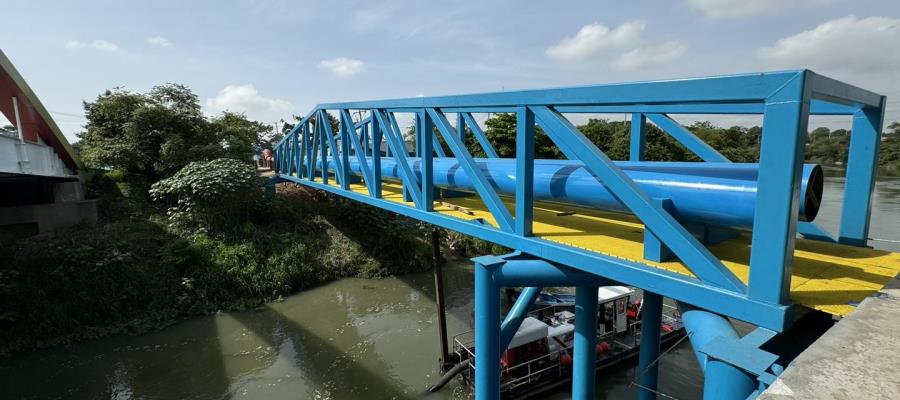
645, 113, 730, 163
679, 303, 757, 400
474, 256, 503, 400
516, 107, 535, 236
499, 286, 542, 351
573, 286, 599, 399
637, 292, 663, 400
839, 101, 886, 245
327, 157, 823, 229
271, 70, 885, 336
749, 73, 812, 305
532, 105, 746, 292
630, 113, 647, 161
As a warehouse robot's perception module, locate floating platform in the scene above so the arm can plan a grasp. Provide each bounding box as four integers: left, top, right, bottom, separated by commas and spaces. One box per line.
326, 181, 900, 317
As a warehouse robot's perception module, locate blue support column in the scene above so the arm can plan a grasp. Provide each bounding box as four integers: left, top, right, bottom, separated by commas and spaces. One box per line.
748, 72, 811, 305
631, 113, 647, 161
637, 292, 663, 400
457, 112, 466, 143
474, 255, 504, 400
371, 111, 383, 198
643, 198, 675, 262
573, 286, 598, 400
516, 106, 535, 236
839, 100, 886, 246
421, 110, 434, 211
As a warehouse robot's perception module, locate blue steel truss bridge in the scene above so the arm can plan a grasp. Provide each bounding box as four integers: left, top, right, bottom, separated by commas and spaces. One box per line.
272, 70, 899, 400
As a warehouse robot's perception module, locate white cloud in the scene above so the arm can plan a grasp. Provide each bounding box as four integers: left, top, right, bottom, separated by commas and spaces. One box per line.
686, 0, 784, 18
612, 41, 688, 71
147, 36, 172, 47
546, 21, 645, 61
66, 39, 119, 52
317, 57, 366, 77
758, 15, 900, 128
205, 84, 293, 120
758, 15, 900, 73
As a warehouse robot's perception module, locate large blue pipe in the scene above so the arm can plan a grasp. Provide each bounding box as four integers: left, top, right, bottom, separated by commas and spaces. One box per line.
327, 157, 822, 229
678, 303, 757, 400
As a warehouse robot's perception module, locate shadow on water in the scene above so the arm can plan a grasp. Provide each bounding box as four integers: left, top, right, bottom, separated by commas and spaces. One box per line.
0, 314, 231, 400
229, 303, 411, 399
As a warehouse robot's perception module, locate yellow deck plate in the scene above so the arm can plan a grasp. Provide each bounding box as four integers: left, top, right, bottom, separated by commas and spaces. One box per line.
319, 181, 900, 317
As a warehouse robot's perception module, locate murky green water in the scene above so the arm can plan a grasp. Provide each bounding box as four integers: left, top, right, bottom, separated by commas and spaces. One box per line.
2, 175, 899, 400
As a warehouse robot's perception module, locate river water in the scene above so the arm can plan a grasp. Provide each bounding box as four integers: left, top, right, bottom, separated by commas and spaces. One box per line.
2, 175, 899, 400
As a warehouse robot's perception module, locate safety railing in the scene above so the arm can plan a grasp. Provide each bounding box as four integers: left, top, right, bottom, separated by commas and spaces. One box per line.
273, 70, 886, 331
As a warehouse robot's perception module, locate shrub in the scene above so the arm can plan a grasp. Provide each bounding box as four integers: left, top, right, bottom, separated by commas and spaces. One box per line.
150, 158, 264, 232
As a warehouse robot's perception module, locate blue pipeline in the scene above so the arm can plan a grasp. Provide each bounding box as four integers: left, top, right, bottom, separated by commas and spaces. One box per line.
678, 303, 757, 400
327, 157, 823, 229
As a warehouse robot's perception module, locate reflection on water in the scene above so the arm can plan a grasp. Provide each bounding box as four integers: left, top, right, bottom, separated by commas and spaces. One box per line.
1, 175, 898, 400
816, 173, 900, 252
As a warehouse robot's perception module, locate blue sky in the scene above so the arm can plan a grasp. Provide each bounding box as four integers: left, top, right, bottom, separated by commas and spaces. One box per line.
2, 0, 899, 141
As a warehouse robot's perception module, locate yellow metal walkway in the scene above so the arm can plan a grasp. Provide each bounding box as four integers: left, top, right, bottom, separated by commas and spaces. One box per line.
333, 181, 900, 317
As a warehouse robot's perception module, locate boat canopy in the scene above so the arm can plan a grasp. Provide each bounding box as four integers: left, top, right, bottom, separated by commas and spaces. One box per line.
597, 286, 634, 303
509, 317, 549, 348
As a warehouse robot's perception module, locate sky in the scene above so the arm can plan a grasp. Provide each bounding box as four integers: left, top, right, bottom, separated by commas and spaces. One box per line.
1, 0, 899, 142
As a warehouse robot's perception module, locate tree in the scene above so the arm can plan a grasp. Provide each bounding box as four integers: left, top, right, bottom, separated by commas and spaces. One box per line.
78, 84, 270, 185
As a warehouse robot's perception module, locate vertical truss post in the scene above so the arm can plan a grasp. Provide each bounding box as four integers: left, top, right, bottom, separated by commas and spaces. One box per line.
748, 72, 811, 305
371, 111, 383, 198
319, 111, 329, 185
631, 112, 647, 161
309, 119, 318, 180
457, 112, 466, 143
637, 292, 663, 400
421, 110, 434, 211
300, 123, 309, 178
839, 99, 886, 246
516, 106, 535, 236
339, 110, 351, 190
474, 256, 503, 400
573, 286, 598, 399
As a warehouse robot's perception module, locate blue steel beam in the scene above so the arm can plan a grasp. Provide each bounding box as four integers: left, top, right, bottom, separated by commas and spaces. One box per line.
340, 110, 375, 196
808, 72, 884, 109
371, 111, 383, 198
748, 72, 811, 305
387, 100, 857, 116
645, 113, 731, 163
499, 286, 542, 350
373, 109, 423, 208
462, 112, 500, 158
630, 113, 647, 161
532, 106, 746, 293
318, 71, 803, 110
428, 108, 514, 232
421, 110, 434, 211
515, 106, 534, 236
320, 110, 348, 189
838, 100, 886, 245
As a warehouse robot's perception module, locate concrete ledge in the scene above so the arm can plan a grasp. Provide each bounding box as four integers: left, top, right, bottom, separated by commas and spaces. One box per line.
759, 287, 900, 399
0, 199, 97, 234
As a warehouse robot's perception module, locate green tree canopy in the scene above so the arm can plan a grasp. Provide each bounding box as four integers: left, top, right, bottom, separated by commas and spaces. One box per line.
78, 83, 272, 185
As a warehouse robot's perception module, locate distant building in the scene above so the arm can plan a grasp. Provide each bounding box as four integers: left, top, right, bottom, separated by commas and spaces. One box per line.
0, 49, 96, 242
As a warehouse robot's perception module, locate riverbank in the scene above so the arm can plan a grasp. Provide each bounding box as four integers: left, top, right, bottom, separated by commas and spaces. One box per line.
0, 182, 433, 356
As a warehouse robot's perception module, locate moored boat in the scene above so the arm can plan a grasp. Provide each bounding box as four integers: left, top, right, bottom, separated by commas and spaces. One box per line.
451, 287, 685, 398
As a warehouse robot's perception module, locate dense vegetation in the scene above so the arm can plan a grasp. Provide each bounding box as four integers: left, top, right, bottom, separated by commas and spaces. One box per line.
0, 85, 431, 356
